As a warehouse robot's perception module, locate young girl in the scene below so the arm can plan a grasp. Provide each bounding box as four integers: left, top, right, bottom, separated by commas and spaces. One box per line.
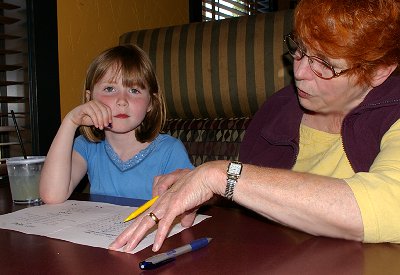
39, 45, 193, 203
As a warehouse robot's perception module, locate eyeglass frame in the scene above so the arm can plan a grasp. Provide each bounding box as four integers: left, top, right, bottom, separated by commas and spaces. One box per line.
283, 33, 351, 80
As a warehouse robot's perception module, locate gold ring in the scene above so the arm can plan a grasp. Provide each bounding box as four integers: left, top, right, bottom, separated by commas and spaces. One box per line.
148, 212, 160, 224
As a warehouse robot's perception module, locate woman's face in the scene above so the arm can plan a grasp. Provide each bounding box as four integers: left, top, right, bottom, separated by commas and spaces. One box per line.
91, 67, 152, 134
293, 54, 371, 116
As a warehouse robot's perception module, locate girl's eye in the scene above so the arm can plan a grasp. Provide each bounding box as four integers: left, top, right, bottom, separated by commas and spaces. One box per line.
129, 88, 140, 94
104, 86, 115, 93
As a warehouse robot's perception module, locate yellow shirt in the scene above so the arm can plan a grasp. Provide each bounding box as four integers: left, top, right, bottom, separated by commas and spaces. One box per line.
293, 121, 400, 243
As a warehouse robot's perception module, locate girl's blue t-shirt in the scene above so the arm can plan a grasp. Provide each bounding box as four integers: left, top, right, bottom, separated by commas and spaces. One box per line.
73, 134, 193, 200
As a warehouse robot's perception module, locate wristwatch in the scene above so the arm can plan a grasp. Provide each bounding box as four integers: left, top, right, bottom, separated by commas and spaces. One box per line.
224, 161, 243, 200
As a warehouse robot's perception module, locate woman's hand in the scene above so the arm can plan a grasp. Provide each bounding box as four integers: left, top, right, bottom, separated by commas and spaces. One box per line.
109, 161, 227, 252
66, 96, 112, 129
152, 168, 192, 196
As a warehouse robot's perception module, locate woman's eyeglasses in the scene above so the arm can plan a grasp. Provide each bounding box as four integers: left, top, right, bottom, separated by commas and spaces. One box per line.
284, 33, 351, 80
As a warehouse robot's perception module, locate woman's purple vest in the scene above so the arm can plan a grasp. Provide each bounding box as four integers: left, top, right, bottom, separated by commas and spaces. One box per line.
240, 75, 400, 172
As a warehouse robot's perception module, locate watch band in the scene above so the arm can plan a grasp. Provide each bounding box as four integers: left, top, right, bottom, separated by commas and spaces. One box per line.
224, 161, 243, 200
224, 178, 237, 200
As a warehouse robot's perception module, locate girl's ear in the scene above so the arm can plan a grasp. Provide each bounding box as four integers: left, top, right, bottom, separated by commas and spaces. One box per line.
147, 94, 155, 112
147, 102, 152, 113
85, 90, 91, 102
371, 64, 398, 87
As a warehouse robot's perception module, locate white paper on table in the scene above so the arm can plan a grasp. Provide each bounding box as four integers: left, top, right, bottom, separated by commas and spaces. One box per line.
0, 200, 211, 254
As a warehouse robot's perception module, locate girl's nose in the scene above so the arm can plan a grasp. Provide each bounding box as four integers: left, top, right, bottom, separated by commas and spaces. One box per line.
116, 93, 128, 107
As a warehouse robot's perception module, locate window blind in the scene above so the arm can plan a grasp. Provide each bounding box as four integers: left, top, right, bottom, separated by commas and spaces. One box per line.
202, 0, 275, 21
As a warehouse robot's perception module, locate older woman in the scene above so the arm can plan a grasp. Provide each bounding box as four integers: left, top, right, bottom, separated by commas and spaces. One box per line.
110, 0, 400, 252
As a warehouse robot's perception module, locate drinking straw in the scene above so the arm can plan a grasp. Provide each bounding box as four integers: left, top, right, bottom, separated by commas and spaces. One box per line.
10, 110, 27, 159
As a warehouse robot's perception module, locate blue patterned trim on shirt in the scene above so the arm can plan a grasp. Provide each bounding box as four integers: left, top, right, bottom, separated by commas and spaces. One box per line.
104, 135, 161, 172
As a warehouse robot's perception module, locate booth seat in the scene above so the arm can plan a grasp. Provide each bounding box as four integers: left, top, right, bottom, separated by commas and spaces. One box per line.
119, 10, 294, 166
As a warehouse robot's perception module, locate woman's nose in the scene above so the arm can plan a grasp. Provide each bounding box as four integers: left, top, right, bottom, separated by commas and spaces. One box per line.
294, 57, 313, 80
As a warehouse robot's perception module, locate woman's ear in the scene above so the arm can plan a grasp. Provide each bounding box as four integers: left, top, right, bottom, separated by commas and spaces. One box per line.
371, 64, 398, 87
85, 90, 91, 102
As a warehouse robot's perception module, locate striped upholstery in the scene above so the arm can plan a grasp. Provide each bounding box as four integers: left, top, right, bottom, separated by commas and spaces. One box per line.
119, 10, 294, 165
120, 10, 294, 119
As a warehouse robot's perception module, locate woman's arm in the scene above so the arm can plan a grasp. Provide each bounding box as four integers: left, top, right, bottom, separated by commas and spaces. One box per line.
234, 164, 363, 240
110, 160, 363, 252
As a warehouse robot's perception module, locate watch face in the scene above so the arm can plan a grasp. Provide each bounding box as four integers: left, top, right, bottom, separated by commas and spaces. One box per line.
229, 162, 242, 175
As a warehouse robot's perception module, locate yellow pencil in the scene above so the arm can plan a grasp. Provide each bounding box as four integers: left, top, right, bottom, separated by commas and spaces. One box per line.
124, 195, 159, 222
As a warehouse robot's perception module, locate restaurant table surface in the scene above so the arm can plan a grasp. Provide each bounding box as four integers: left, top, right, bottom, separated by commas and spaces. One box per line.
1, 178, 400, 275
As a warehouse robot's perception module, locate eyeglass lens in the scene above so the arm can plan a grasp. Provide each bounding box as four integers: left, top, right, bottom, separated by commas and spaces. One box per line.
285, 36, 302, 58
284, 35, 337, 79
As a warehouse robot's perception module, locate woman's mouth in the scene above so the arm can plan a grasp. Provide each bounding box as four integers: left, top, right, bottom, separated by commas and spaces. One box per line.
114, 114, 129, 119
297, 88, 311, 98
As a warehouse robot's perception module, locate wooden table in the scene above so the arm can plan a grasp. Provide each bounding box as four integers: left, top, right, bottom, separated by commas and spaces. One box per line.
1, 179, 400, 274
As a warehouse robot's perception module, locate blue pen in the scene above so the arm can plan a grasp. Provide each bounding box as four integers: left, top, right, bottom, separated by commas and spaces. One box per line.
139, 237, 212, 270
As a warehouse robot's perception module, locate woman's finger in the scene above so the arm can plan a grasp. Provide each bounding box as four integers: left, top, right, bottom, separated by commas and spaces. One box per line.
109, 211, 154, 251
153, 169, 191, 196
180, 209, 198, 228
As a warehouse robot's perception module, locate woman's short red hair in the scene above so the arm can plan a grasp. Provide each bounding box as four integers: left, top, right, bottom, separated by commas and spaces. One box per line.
294, 0, 400, 86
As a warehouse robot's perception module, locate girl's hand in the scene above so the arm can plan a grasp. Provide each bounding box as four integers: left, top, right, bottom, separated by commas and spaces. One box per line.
66, 98, 112, 129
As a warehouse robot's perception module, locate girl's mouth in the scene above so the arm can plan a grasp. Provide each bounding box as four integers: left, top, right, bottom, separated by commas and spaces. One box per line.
114, 114, 129, 119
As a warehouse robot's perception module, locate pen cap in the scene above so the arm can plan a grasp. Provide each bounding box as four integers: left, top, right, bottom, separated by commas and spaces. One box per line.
139, 258, 175, 270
